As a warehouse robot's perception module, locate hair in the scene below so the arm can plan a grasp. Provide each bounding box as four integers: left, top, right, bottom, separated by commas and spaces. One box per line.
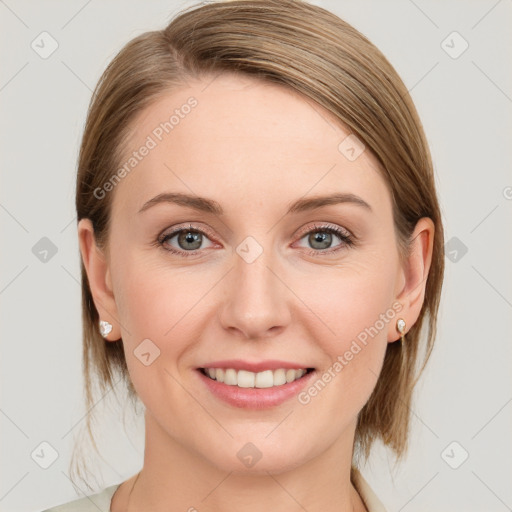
71, 0, 445, 490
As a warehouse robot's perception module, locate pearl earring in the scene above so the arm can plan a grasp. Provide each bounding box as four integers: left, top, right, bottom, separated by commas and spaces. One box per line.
99, 319, 113, 338
396, 318, 406, 342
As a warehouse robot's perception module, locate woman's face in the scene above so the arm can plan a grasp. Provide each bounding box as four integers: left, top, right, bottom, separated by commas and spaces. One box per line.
84, 73, 420, 474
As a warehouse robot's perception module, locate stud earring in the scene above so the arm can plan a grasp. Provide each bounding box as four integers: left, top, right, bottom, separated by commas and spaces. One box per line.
99, 319, 113, 338
396, 318, 406, 343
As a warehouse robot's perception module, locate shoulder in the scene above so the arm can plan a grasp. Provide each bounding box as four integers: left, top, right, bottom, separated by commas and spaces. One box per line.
41, 484, 120, 512
40, 473, 385, 511
352, 467, 387, 512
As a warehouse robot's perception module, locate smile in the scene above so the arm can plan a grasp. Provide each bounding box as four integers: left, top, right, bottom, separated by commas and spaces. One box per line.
200, 367, 314, 388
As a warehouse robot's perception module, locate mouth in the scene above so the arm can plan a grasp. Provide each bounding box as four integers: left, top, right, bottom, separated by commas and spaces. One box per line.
195, 359, 317, 409
198, 367, 315, 389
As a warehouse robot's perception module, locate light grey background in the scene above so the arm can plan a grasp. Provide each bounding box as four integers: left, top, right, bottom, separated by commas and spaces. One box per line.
1, 0, 511, 511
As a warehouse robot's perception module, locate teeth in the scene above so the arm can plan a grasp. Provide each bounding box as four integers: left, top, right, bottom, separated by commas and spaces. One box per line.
238, 370, 255, 388
224, 368, 237, 385
273, 368, 287, 386
215, 368, 224, 382
203, 367, 309, 388
255, 370, 273, 388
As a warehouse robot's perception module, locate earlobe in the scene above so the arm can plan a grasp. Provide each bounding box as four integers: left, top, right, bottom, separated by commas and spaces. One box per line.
389, 217, 435, 343
77, 219, 120, 341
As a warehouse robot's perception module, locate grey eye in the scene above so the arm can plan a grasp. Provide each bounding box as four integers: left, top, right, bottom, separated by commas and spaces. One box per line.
307, 231, 333, 250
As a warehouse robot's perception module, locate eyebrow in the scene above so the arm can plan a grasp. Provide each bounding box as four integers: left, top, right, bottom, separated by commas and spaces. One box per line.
138, 192, 372, 215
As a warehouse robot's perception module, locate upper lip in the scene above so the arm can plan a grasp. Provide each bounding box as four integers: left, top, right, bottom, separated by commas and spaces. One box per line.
198, 359, 314, 373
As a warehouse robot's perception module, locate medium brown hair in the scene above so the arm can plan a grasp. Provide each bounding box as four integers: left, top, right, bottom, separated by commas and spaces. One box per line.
71, 0, 445, 489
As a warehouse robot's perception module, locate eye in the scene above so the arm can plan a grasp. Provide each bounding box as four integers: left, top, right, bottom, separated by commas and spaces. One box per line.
155, 222, 355, 258
295, 223, 354, 255
158, 224, 215, 256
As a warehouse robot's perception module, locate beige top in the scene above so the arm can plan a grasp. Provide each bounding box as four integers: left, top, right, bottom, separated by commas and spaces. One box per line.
41, 468, 386, 512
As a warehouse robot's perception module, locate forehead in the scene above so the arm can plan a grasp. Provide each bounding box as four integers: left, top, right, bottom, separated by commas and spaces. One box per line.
112, 73, 390, 217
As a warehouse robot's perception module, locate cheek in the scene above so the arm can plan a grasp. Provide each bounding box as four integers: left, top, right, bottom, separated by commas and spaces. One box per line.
300, 259, 396, 348
294, 257, 396, 404
111, 252, 219, 389
113, 258, 195, 349
110, 257, 207, 424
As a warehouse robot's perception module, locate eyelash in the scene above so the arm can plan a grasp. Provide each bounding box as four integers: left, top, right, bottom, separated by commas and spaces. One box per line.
155, 223, 355, 258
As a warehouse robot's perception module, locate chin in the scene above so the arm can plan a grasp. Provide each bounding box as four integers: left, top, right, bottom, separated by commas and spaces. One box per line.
201, 434, 315, 476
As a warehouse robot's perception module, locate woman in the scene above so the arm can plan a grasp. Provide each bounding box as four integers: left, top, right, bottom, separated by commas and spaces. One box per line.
43, 0, 444, 510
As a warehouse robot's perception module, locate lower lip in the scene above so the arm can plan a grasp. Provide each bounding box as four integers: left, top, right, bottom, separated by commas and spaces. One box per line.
196, 369, 316, 410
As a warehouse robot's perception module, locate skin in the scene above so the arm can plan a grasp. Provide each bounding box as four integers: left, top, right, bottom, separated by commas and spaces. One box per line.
79, 73, 434, 512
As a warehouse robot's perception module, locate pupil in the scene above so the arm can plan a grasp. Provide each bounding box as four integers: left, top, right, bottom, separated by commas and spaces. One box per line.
179, 231, 201, 250
310, 231, 331, 250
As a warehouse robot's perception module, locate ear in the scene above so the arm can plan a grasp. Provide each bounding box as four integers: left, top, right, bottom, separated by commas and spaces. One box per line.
78, 218, 121, 341
388, 217, 435, 343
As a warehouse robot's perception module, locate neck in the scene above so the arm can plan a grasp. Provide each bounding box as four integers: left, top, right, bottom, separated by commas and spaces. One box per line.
119, 411, 366, 512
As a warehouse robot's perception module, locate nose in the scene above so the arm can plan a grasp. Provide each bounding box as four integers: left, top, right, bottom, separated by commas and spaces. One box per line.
218, 246, 291, 340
